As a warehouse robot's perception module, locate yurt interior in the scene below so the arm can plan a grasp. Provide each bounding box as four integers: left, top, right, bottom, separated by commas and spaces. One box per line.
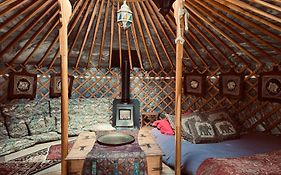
0, 0, 281, 174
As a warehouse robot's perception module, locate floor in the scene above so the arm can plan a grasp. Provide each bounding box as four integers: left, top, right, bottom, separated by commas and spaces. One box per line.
0, 138, 175, 175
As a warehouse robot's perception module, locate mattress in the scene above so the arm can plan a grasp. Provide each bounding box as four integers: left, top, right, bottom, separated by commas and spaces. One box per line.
151, 128, 281, 175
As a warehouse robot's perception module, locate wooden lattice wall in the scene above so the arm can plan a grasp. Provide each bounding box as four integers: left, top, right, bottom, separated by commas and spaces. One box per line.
0, 65, 281, 134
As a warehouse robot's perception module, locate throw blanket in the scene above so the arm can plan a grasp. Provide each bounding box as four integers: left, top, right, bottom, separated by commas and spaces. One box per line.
196, 149, 281, 175
152, 119, 174, 135
83, 130, 147, 175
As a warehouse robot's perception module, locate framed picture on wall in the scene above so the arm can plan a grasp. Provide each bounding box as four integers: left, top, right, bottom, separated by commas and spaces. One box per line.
220, 69, 244, 99
8, 70, 37, 100
184, 71, 205, 96
50, 73, 74, 98
258, 67, 281, 103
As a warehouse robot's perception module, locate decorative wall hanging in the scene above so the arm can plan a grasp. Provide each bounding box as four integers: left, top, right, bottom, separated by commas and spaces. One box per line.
220, 69, 244, 99
258, 66, 281, 103
184, 70, 205, 96
8, 70, 37, 100
50, 73, 74, 98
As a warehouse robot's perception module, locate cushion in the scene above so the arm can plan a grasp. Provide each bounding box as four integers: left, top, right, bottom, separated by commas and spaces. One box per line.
181, 112, 201, 142
6, 117, 29, 138
181, 112, 218, 143
164, 110, 193, 131
0, 100, 55, 136
213, 120, 238, 140
80, 98, 113, 124
164, 113, 175, 130
0, 100, 31, 120
206, 108, 233, 122
50, 98, 113, 134
0, 138, 36, 156
25, 132, 61, 143
0, 113, 9, 140
205, 109, 239, 141
50, 98, 82, 134
89, 123, 116, 131
186, 118, 216, 143
25, 100, 56, 135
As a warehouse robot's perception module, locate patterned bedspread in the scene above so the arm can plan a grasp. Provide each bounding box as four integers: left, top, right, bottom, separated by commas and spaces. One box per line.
196, 149, 281, 175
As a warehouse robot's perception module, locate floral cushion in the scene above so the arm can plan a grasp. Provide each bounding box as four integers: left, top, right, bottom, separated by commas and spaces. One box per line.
1, 100, 55, 136
26, 100, 56, 135
89, 123, 116, 131
5, 117, 29, 138
50, 98, 113, 135
0, 138, 36, 157
25, 132, 61, 143
0, 100, 31, 120
50, 98, 81, 134
0, 113, 9, 140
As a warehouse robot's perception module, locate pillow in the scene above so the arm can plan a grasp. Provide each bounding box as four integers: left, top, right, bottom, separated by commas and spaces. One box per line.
165, 111, 193, 130
206, 108, 233, 122
164, 113, 175, 130
50, 98, 113, 134
181, 112, 201, 142
0, 113, 9, 140
6, 117, 29, 138
181, 112, 218, 143
213, 120, 238, 140
26, 100, 55, 135
187, 119, 217, 143
0, 100, 55, 136
162, 111, 221, 143
89, 123, 116, 131
206, 109, 239, 141
0, 100, 31, 120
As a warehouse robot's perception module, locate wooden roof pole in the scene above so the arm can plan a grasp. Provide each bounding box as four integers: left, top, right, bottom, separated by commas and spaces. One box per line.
58, 0, 72, 175
173, 0, 186, 174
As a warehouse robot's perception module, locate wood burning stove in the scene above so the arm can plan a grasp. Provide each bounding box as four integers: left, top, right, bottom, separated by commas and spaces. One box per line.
115, 104, 134, 127
112, 55, 140, 129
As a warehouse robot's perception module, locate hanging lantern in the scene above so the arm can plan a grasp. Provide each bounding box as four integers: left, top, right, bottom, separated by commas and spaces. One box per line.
117, 0, 133, 30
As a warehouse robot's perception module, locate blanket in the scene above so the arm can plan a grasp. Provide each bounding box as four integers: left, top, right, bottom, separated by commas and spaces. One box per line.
196, 150, 281, 175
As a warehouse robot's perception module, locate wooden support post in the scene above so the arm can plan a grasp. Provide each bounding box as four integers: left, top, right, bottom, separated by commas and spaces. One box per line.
175, 43, 183, 175
173, 0, 186, 174
58, 1, 72, 175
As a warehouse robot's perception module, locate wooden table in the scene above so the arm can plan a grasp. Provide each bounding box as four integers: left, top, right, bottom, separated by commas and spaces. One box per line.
66, 127, 163, 175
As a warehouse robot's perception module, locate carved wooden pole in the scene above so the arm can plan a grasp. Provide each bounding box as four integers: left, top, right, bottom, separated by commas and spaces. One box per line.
173, 0, 186, 174
58, 0, 72, 175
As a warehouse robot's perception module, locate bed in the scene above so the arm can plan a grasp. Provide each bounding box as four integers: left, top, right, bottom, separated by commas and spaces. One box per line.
151, 128, 281, 175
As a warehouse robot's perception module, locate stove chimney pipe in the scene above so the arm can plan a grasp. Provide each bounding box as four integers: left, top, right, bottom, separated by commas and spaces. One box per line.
121, 57, 130, 103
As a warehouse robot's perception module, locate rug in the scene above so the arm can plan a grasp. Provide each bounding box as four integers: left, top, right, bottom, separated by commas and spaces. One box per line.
0, 148, 60, 175
46, 141, 74, 160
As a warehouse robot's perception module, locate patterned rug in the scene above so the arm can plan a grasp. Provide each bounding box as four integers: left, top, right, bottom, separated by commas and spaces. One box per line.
0, 148, 60, 175
46, 141, 74, 160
